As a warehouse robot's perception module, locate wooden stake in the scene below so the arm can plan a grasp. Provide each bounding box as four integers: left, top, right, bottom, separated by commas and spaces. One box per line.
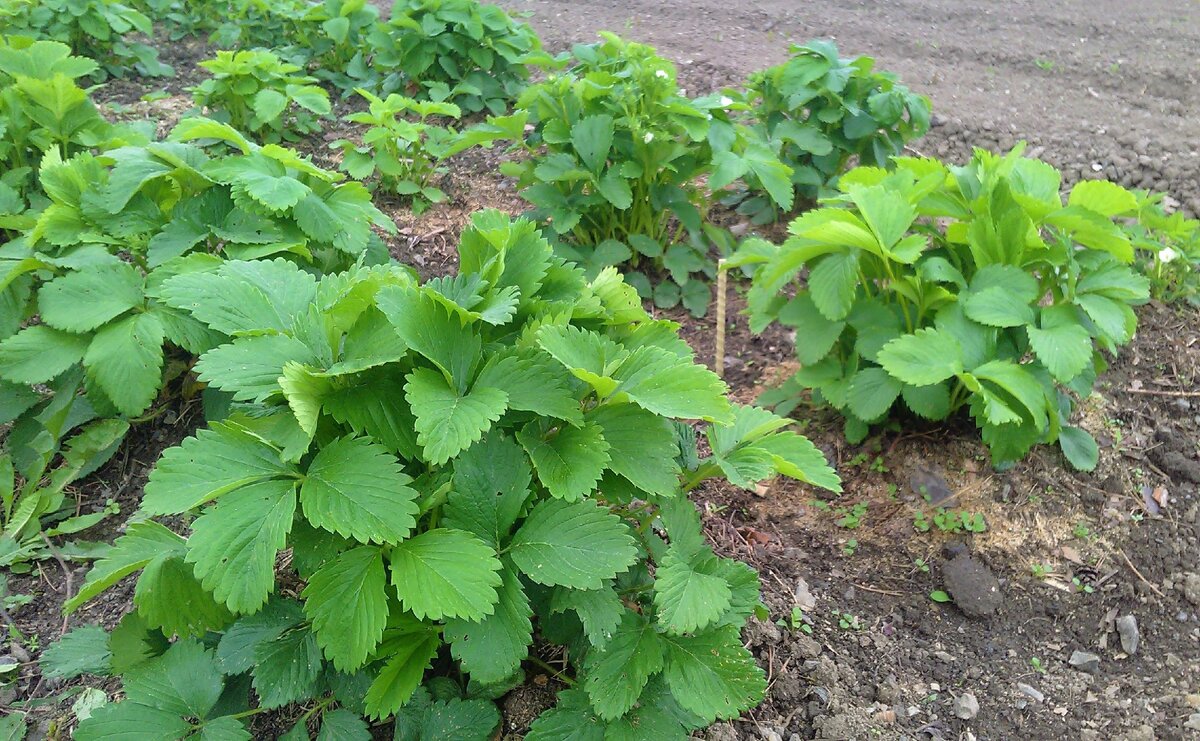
715, 259, 727, 377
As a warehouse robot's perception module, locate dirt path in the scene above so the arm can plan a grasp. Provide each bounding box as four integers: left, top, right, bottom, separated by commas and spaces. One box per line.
500, 0, 1200, 216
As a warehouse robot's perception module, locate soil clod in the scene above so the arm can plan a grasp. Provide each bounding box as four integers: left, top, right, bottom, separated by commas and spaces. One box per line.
942, 553, 1003, 618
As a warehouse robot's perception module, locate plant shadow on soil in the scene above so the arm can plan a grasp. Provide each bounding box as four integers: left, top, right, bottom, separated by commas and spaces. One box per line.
7, 15, 1200, 741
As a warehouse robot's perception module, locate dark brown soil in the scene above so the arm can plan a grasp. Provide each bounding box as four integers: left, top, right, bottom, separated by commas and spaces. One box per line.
5, 4, 1200, 740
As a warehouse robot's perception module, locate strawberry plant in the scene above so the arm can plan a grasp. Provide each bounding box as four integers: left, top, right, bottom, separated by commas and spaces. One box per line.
733, 146, 1150, 470
368, 0, 547, 114
0, 0, 173, 79
287, 0, 380, 92
1125, 190, 1200, 306
727, 40, 931, 224
190, 49, 331, 143
331, 90, 519, 215
63, 210, 840, 738
507, 33, 792, 316
205, 0, 313, 50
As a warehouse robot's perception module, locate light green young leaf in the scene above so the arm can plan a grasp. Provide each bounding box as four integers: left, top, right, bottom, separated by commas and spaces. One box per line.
303, 546, 390, 672
39, 263, 143, 333
364, 632, 441, 720
610, 346, 732, 423
66, 522, 185, 613
194, 335, 318, 402
406, 367, 508, 466
390, 529, 502, 621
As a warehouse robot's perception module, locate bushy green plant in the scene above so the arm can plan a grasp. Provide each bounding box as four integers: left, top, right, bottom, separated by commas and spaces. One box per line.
0, 117, 393, 569
1125, 190, 1200, 305
0, 38, 137, 234
204, 0, 314, 49
59, 210, 840, 739
288, 0, 379, 91
331, 90, 520, 215
732, 145, 1150, 469
507, 33, 792, 316
368, 0, 546, 114
191, 49, 331, 142
0, 0, 172, 78
728, 40, 931, 223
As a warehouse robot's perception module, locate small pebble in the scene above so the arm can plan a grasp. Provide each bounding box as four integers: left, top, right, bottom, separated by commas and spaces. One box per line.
1115, 614, 1139, 655
1017, 683, 1045, 703
954, 692, 980, 720
1069, 649, 1101, 674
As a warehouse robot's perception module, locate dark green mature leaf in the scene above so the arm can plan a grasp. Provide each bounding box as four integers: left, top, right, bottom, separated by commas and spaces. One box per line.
777, 292, 845, 365
316, 709, 371, 741
187, 479, 297, 614
134, 555, 233, 639
508, 499, 637, 589
39, 263, 143, 333
845, 367, 902, 421
390, 529, 502, 621
300, 436, 418, 544
444, 564, 532, 684
1059, 426, 1099, 472
303, 546, 390, 672
40, 625, 111, 679
0, 325, 90, 384
661, 626, 766, 723
161, 258, 318, 335
582, 612, 664, 720
808, 251, 860, 321
524, 688, 605, 741
253, 625, 324, 708
517, 420, 610, 501
216, 599, 305, 675
443, 433, 532, 548
1027, 321, 1092, 383
587, 403, 680, 495
571, 114, 614, 172
474, 351, 583, 425
550, 585, 623, 648
74, 703, 192, 741
610, 346, 732, 423
122, 640, 223, 719
194, 335, 318, 402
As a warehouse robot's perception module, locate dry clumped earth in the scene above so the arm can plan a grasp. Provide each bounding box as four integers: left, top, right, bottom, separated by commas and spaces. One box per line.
5, 1, 1200, 740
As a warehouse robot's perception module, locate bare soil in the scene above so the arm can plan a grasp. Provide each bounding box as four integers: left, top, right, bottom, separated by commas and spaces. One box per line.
5, 3, 1200, 740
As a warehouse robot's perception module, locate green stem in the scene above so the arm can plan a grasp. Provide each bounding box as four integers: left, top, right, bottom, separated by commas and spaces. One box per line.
528, 656, 576, 686
681, 462, 721, 492
418, 480, 453, 516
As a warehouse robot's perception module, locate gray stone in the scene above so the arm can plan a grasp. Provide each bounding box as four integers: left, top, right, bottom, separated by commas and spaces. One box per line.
953, 692, 980, 720
1183, 573, 1200, 606
1016, 683, 1044, 703
1069, 650, 1101, 674
942, 553, 1003, 618
1115, 615, 1140, 655
1185, 713, 1200, 731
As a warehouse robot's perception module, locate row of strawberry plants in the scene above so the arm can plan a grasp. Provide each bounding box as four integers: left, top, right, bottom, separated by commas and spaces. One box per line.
36, 210, 842, 740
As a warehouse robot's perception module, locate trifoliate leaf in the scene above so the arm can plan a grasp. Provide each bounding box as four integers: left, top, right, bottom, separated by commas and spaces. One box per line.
443, 432, 533, 548
38, 263, 143, 333
1027, 321, 1092, 383
389, 529, 502, 621
581, 612, 664, 720
406, 367, 507, 466
142, 423, 294, 515
279, 361, 335, 437
550, 585, 623, 648
517, 419, 610, 501
364, 633, 441, 720
536, 324, 627, 396
1, 321, 70, 395
444, 564, 532, 684
40, 625, 112, 679
134, 554, 233, 638
122, 640, 223, 719
508, 499, 637, 589
876, 328, 963, 386
66, 522, 184, 613
74, 703, 192, 741
474, 350, 583, 425
252, 625, 324, 708
160, 258, 317, 335
524, 688, 605, 741
300, 436, 418, 544
653, 546, 733, 635
586, 403, 680, 496
378, 284, 482, 386
216, 599, 305, 675
302, 547, 389, 672
661, 626, 766, 723
316, 709, 370, 741
83, 312, 165, 416
194, 335, 318, 402
186, 479, 297, 614
845, 366, 902, 421
610, 346, 732, 423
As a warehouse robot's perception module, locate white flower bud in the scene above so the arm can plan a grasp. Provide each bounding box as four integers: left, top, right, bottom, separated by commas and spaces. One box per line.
1158, 247, 1178, 263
